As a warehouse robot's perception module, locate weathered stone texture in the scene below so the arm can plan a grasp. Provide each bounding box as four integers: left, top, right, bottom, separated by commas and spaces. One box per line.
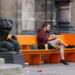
71, 0, 75, 27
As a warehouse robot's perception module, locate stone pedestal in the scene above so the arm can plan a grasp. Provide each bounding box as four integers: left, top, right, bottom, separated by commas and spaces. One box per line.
0, 52, 25, 66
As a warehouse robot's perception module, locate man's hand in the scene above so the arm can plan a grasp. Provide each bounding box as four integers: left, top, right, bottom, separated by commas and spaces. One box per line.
48, 37, 55, 41
49, 34, 56, 41
52, 34, 55, 37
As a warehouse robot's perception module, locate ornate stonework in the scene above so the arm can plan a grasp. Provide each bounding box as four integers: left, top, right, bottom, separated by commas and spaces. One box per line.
0, 0, 75, 34
54, 0, 73, 2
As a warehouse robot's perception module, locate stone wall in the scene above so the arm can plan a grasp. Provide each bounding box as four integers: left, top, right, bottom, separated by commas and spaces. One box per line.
35, 0, 56, 32
0, 0, 75, 34
0, 0, 18, 34
35, 0, 46, 31
71, 0, 75, 27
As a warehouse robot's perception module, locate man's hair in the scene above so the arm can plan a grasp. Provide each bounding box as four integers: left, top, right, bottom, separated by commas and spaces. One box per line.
42, 22, 50, 28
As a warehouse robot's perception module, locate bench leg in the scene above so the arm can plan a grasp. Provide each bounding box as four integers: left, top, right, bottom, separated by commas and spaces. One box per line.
30, 54, 41, 65
23, 54, 41, 65
24, 54, 31, 64
65, 52, 75, 62
50, 53, 60, 63
44, 54, 50, 63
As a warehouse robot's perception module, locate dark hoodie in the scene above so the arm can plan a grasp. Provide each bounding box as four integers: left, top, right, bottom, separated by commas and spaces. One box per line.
37, 29, 50, 44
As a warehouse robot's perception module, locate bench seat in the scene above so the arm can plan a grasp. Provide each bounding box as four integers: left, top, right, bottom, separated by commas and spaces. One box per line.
20, 48, 75, 65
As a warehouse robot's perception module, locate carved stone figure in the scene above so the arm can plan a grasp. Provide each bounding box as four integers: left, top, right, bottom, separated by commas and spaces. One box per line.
0, 18, 20, 52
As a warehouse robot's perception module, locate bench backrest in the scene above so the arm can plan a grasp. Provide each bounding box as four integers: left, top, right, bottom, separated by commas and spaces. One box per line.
61, 33, 75, 45
8, 35, 66, 45
8, 35, 37, 45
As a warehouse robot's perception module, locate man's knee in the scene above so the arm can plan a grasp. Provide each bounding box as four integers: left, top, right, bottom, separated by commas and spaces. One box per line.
59, 45, 64, 48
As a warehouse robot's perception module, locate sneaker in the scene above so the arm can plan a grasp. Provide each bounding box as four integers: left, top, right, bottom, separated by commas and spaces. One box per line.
60, 60, 69, 65
66, 45, 75, 48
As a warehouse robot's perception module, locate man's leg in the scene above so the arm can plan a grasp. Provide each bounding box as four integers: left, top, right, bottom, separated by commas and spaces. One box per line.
56, 38, 68, 47
48, 40, 69, 65
58, 45, 64, 60
58, 45, 69, 65
57, 38, 75, 48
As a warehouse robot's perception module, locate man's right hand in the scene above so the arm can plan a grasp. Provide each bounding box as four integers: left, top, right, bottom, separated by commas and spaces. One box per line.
49, 35, 57, 41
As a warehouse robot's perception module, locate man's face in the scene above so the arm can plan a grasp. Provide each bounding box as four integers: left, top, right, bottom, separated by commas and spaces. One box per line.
46, 24, 50, 32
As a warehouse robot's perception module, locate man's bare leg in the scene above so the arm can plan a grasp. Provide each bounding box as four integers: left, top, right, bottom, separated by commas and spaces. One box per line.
59, 45, 64, 60
58, 45, 69, 65
56, 38, 68, 47
57, 38, 75, 48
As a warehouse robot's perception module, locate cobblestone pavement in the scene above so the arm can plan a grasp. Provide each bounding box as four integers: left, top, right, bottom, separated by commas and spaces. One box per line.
22, 62, 75, 75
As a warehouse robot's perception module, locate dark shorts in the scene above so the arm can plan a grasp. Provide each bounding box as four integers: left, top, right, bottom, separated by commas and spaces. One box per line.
38, 43, 55, 49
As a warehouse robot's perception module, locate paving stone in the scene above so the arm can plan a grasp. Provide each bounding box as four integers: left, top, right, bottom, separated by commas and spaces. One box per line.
0, 64, 23, 75
22, 63, 75, 75
0, 58, 5, 65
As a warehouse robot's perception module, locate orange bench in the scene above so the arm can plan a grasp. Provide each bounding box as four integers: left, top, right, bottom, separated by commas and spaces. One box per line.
8, 35, 75, 65
61, 33, 75, 61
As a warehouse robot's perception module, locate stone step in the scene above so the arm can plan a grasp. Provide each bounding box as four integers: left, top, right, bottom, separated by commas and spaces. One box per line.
0, 58, 5, 65
0, 64, 23, 75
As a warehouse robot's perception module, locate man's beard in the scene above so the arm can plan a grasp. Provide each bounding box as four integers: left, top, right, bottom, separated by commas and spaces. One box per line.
46, 30, 50, 33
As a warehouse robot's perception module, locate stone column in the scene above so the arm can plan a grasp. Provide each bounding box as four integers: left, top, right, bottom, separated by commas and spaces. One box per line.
22, 0, 35, 34
54, 0, 74, 33
17, 0, 22, 34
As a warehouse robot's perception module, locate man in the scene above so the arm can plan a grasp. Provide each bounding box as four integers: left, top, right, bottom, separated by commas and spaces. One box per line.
37, 23, 75, 65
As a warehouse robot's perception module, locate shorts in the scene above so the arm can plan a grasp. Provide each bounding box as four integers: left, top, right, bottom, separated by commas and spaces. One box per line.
47, 38, 60, 49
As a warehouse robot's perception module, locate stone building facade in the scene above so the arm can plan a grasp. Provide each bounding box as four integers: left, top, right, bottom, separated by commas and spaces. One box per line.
0, 0, 75, 34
